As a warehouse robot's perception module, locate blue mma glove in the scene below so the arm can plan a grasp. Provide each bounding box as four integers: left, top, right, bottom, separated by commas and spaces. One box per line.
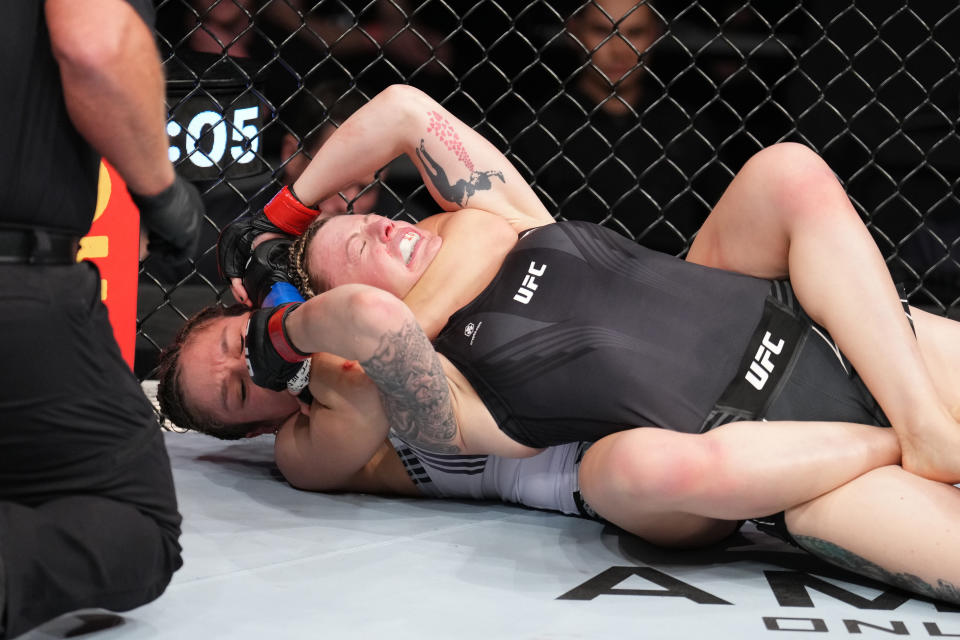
242, 238, 305, 308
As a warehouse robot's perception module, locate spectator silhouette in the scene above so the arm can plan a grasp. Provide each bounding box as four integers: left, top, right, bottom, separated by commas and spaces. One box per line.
506, 0, 725, 255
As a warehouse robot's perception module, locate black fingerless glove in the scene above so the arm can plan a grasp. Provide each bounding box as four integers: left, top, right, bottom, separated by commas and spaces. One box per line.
244, 303, 311, 393
132, 174, 203, 262
242, 238, 304, 308
217, 208, 285, 281
218, 186, 321, 282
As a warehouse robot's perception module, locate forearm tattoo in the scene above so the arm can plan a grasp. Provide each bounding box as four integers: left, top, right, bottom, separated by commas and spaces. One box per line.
794, 535, 960, 605
359, 319, 461, 454
417, 112, 504, 207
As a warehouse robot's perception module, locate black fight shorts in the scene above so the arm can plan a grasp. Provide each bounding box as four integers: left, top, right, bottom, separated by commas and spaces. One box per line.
700, 281, 912, 546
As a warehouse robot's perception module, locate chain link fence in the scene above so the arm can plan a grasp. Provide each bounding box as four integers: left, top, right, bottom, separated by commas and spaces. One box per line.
138, 0, 960, 380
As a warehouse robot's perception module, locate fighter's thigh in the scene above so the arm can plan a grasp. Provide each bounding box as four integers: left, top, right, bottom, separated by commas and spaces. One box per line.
687, 143, 831, 277
578, 429, 737, 548
784, 465, 960, 585
911, 306, 960, 413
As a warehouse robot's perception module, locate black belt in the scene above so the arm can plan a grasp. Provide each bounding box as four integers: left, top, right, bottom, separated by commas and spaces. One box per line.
0, 228, 80, 265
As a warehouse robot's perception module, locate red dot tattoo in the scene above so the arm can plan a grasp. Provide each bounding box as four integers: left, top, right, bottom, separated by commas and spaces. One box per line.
426, 110, 475, 172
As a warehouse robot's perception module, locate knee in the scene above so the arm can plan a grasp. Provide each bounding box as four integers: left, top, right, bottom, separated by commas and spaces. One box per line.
133, 521, 183, 607
160, 525, 184, 578
744, 143, 844, 218
598, 436, 721, 509
746, 142, 826, 176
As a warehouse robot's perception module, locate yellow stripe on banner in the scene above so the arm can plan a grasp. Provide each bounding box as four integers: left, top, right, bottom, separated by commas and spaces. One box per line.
101, 279, 107, 301
77, 235, 109, 261
94, 163, 111, 222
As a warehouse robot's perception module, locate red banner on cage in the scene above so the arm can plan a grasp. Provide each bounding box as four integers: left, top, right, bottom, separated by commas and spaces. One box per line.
78, 161, 139, 370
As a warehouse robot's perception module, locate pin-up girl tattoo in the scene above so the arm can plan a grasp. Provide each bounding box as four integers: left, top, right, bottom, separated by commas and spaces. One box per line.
416, 110, 504, 207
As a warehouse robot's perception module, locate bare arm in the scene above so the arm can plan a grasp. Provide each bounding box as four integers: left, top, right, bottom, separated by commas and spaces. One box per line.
291, 84, 553, 232
282, 286, 465, 453
46, 0, 174, 196
274, 353, 404, 491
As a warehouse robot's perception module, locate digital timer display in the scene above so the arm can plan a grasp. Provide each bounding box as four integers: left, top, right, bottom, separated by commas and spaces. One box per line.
167, 91, 265, 180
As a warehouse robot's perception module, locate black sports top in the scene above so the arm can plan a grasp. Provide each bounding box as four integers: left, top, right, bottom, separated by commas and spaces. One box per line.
434, 221, 773, 447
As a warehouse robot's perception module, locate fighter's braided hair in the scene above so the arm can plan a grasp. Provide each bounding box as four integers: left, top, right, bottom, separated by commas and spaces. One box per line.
287, 215, 335, 299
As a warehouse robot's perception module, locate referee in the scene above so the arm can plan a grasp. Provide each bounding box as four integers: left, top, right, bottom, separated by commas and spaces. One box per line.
0, 1, 200, 636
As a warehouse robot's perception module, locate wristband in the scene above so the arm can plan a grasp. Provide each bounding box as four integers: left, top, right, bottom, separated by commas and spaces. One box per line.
263, 281, 305, 308
286, 358, 311, 395
267, 303, 311, 363
263, 186, 321, 235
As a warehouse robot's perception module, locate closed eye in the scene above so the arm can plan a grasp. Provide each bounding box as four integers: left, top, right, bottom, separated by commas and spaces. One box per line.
346, 234, 362, 262
238, 332, 247, 407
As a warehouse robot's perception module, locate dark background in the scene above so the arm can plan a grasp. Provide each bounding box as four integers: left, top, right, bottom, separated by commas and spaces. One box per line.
138, 0, 960, 378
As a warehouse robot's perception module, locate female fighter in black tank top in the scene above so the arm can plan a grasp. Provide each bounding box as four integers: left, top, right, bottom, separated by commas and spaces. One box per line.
433, 221, 775, 447
435, 221, 892, 448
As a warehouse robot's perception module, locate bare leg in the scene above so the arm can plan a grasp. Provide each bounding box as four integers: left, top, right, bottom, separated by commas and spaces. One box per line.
687, 142, 960, 483
785, 465, 960, 604
578, 420, 899, 548
912, 307, 960, 415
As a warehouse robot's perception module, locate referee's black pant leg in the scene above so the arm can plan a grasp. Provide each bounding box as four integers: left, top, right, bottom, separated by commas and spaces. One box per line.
0, 264, 183, 638
0, 493, 180, 639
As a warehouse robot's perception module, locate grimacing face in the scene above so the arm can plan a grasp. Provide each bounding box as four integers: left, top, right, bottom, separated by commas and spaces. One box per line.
307, 214, 443, 297
569, 0, 661, 85
178, 313, 301, 433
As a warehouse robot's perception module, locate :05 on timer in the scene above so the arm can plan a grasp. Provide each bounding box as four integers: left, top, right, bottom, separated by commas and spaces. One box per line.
167, 95, 265, 180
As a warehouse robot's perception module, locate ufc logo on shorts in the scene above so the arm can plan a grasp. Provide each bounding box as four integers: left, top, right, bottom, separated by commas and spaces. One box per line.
514, 262, 547, 304
745, 332, 785, 390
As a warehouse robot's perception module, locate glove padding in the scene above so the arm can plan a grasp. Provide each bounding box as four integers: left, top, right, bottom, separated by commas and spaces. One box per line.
242, 238, 300, 308
132, 174, 203, 262
218, 186, 320, 282
244, 303, 311, 393
217, 208, 285, 282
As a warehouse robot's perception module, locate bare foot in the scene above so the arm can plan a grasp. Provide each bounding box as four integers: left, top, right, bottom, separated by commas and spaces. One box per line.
899, 425, 960, 484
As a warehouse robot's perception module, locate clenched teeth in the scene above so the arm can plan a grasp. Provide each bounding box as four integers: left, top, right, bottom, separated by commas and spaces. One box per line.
399, 231, 420, 265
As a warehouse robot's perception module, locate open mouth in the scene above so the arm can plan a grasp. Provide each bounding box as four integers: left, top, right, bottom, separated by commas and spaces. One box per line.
398, 230, 421, 265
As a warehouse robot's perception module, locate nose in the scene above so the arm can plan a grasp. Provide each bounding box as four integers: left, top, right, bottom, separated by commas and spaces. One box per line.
232, 349, 250, 377
368, 216, 393, 243
230, 331, 251, 369
607, 32, 632, 59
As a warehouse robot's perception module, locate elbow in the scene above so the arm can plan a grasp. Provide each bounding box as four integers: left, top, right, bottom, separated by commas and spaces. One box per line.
379, 84, 432, 108
346, 285, 413, 338
275, 434, 323, 492
376, 84, 437, 135
280, 467, 309, 492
